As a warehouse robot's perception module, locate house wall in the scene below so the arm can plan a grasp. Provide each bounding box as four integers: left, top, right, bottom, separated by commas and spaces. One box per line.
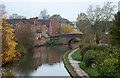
42, 25, 47, 36
30, 18, 43, 32
48, 22, 52, 36
50, 18, 60, 36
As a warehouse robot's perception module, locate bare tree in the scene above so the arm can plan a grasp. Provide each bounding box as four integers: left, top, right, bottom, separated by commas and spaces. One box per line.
38, 9, 50, 19
15, 24, 35, 50
0, 4, 6, 19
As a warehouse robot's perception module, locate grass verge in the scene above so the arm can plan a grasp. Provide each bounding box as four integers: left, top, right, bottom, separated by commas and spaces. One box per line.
71, 49, 82, 61
79, 62, 100, 77
71, 48, 100, 77
63, 50, 78, 77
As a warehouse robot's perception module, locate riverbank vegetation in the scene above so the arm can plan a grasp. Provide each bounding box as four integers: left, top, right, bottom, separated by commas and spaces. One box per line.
63, 50, 78, 77
71, 49, 82, 61
72, 44, 119, 77
72, 1, 120, 77
1, 19, 35, 66
2, 19, 18, 65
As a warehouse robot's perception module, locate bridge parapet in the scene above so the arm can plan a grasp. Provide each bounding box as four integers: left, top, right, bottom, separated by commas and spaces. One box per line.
50, 33, 84, 39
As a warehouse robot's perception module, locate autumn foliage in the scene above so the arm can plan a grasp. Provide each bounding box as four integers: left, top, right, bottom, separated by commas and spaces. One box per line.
61, 24, 82, 34
2, 19, 17, 64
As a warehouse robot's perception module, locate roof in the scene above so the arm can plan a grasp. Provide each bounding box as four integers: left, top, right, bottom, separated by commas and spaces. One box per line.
38, 20, 51, 27
7, 19, 22, 28
53, 18, 74, 26
25, 19, 34, 25
21, 20, 26, 24
7, 19, 37, 28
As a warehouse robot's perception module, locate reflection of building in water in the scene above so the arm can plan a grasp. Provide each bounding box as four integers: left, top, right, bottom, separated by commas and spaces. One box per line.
48, 49, 58, 65
32, 46, 70, 70
33, 46, 65, 66
33, 47, 46, 70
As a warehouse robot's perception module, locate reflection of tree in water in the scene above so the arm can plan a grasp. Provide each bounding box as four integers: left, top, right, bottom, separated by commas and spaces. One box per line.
41, 45, 69, 65
33, 45, 70, 66
4, 45, 70, 76
13, 50, 36, 76
2, 67, 15, 77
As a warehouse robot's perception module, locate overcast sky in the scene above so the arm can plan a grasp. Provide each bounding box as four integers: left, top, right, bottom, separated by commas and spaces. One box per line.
0, 0, 119, 21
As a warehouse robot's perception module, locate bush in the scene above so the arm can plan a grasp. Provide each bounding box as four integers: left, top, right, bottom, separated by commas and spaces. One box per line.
96, 45, 108, 51
79, 62, 100, 76
99, 58, 119, 77
80, 45, 88, 56
84, 50, 98, 67
95, 51, 109, 68
88, 44, 97, 50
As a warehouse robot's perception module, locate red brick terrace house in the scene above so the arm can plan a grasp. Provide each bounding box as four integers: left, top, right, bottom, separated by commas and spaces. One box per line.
49, 18, 60, 36
10, 17, 60, 45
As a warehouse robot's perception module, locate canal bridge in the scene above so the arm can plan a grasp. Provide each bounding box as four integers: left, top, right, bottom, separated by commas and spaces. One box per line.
50, 33, 84, 49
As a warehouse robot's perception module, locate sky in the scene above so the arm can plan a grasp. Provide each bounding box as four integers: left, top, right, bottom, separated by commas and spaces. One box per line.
0, 0, 119, 21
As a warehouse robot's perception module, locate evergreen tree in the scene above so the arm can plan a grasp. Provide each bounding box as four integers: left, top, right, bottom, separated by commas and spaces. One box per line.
110, 12, 120, 49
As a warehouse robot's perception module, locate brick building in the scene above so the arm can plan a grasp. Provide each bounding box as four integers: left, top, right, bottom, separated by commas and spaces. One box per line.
7, 17, 61, 45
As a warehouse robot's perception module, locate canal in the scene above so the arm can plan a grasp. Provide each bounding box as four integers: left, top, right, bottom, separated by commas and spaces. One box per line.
3, 45, 71, 76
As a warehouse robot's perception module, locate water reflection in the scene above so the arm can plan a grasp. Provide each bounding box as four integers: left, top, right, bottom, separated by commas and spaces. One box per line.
4, 45, 70, 76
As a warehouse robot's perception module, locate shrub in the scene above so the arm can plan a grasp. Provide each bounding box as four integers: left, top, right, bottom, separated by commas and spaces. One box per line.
88, 44, 97, 50
84, 50, 98, 67
95, 51, 109, 68
79, 62, 100, 76
96, 45, 108, 51
99, 58, 119, 77
80, 45, 88, 56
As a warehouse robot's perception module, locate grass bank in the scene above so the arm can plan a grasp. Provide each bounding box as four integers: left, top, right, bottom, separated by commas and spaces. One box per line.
71, 48, 100, 77
71, 49, 82, 61
63, 50, 78, 77
79, 62, 100, 77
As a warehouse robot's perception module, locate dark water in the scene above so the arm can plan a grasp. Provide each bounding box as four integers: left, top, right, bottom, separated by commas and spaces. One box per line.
3, 45, 70, 76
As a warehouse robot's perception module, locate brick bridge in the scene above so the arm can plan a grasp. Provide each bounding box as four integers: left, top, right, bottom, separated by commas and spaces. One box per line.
50, 33, 84, 49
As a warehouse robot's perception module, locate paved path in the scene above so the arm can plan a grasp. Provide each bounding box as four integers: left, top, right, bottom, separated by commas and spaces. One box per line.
68, 48, 90, 78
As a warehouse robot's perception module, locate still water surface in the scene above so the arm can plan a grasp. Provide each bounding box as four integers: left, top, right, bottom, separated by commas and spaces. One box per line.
4, 45, 70, 76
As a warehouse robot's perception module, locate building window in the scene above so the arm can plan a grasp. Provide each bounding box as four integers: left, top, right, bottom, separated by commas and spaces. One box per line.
46, 33, 48, 36
18, 25, 21, 29
37, 33, 41, 40
37, 25, 40, 29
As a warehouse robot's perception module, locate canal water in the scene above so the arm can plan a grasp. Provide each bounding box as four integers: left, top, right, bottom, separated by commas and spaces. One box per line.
3, 45, 71, 76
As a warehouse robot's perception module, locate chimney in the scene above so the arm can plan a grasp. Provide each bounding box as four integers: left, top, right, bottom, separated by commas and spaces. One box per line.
36, 17, 38, 19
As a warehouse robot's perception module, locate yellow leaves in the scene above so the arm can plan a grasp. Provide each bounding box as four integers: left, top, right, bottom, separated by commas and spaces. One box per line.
61, 24, 83, 34
0, 25, 2, 29
2, 18, 17, 64
61, 24, 74, 34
